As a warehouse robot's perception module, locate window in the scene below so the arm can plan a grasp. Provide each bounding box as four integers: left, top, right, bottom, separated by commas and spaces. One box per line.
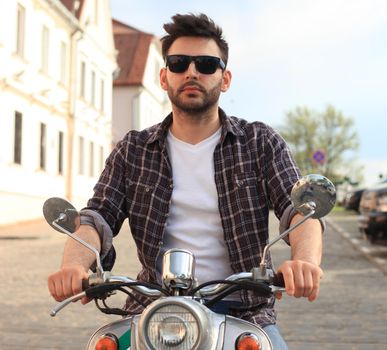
58, 131, 64, 174
80, 61, 86, 98
79, 136, 84, 174
14, 112, 23, 164
60, 41, 67, 84
40, 123, 47, 170
100, 79, 105, 112
16, 4, 25, 57
89, 141, 94, 176
91, 70, 96, 106
41, 26, 49, 73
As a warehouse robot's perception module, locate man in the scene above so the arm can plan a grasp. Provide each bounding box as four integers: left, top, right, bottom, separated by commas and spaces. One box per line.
48, 13, 323, 349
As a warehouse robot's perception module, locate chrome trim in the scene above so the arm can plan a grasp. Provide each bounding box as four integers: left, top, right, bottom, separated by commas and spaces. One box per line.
162, 248, 195, 291
136, 297, 225, 350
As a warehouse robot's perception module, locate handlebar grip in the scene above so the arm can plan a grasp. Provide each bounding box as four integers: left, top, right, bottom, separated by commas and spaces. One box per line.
272, 273, 285, 287
82, 278, 89, 290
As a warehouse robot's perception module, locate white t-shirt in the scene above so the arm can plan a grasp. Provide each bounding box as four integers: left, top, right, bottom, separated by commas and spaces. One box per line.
158, 128, 235, 286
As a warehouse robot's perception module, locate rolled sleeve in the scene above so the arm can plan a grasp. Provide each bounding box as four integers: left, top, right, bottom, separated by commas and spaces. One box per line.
80, 209, 116, 271
279, 204, 326, 244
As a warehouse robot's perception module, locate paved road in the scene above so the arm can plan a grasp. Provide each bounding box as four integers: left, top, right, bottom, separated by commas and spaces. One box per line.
0, 219, 140, 349
328, 210, 387, 275
274, 211, 387, 349
0, 210, 386, 349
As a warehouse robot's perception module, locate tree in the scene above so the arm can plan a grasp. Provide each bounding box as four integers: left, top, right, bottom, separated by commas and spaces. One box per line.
278, 105, 360, 183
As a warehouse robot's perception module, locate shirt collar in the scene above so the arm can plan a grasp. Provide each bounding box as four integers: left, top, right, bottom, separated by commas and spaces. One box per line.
218, 108, 245, 142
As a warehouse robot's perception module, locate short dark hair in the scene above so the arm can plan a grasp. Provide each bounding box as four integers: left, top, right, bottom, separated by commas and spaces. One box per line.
161, 13, 229, 65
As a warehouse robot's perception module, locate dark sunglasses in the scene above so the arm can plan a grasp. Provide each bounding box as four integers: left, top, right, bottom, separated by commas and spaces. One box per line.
166, 55, 226, 74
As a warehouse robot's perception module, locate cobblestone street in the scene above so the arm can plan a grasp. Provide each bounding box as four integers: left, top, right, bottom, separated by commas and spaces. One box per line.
0, 210, 386, 349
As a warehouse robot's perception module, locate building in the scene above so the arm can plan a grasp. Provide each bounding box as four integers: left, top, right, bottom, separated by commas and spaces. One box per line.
112, 19, 169, 143
0, 0, 117, 224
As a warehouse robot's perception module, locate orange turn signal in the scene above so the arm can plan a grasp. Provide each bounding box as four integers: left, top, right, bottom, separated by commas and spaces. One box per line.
236, 332, 262, 350
95, 334, 118, 350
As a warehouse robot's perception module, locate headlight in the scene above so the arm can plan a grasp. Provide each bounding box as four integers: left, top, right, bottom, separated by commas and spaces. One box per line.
149, 304, 198, 347
139, 301, 202, 349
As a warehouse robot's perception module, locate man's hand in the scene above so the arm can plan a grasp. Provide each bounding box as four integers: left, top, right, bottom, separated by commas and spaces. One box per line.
275, 214, 324, 302
276, 260, 323, 302
48, 265, 90, 304
47, 224, 101, 305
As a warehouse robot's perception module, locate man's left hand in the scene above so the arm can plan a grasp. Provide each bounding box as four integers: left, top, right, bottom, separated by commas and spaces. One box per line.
276, 260, 323, 302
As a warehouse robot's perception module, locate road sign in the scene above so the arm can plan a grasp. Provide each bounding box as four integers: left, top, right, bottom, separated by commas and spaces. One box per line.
312, 150, 326, 165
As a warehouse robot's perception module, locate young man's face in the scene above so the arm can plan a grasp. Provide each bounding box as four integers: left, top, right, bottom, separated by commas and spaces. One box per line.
160, 36, 231, 114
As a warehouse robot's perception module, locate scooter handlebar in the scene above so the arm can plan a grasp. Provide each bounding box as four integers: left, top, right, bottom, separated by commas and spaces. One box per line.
82, 278, 89, 290
272, 273, 285, 288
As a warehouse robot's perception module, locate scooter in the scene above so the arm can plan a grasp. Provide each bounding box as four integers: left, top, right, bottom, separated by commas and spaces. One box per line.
43, 174, 336, 350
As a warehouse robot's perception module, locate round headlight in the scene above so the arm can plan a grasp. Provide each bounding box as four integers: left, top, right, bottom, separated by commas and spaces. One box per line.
145, 304, 199, 349
159, 315, 187, 345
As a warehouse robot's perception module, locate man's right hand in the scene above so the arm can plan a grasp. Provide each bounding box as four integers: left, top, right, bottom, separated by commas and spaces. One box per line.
48, 265, 89, 304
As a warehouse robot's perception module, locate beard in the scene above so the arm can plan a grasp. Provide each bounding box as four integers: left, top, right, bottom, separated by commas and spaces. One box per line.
167, 80, 222, 115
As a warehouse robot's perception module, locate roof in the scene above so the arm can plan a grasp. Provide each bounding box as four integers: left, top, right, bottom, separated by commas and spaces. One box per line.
112, 19, 158, 86
60, 0, 85, 19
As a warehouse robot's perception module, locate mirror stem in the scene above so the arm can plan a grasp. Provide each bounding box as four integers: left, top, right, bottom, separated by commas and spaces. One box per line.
260, 202, 316, 277
52, 219, 104, 278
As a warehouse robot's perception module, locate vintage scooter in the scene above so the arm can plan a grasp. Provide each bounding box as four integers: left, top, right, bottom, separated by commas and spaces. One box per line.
43, 174, 336, 350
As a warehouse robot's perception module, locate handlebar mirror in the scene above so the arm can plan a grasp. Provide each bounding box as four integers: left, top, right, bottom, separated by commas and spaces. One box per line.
259, 174, 336, 277
43, 197, 81, 234
291, 174, 336, 219
43, 197, 104, 277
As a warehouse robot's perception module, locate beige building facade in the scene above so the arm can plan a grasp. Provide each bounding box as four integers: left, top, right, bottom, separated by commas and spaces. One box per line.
0, 0, 117, 224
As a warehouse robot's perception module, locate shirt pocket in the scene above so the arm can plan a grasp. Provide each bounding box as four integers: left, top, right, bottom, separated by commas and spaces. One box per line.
234, 172, 265, 211
127, 179, 156, 217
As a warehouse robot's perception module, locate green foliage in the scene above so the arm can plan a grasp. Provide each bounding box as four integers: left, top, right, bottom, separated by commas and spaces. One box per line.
278, 105, 360, 184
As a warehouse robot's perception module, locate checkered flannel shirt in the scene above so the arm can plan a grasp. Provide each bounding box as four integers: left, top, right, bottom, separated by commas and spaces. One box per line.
80, 108, 301, 327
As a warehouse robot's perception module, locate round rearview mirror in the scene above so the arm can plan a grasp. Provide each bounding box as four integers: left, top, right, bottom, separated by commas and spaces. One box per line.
291, 174, 336, 219
42, 197, 80, 234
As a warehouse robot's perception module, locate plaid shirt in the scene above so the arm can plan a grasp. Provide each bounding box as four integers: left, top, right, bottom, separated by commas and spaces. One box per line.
82, 108, 301, 327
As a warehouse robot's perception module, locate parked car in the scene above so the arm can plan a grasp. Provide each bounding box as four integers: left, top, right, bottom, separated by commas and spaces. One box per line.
358, 182, 387, 243
344, 188, 364, 212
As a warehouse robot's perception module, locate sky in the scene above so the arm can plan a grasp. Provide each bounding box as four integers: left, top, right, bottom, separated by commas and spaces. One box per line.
110, 0, 387, 185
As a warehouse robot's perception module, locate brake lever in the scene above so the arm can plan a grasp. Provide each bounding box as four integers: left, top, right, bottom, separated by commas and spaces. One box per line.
50, 291, 86, 317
